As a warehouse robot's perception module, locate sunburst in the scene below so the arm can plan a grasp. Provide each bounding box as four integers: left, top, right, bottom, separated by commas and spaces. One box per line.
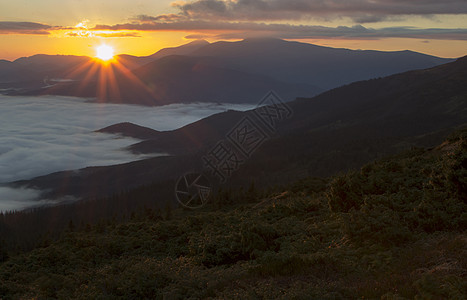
95, 44, 114, 61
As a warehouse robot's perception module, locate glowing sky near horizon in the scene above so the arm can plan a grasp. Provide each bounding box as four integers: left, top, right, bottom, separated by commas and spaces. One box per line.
0, 0, 466, 60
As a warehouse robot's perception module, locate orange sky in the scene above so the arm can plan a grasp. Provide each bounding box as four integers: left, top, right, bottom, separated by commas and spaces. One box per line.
1, 0, 466, 60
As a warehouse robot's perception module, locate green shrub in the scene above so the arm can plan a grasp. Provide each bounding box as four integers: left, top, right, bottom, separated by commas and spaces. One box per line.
253, 251, 311, 276
414, 274, 467, 300
327, 173, 364, 213
340, 204, 413, 246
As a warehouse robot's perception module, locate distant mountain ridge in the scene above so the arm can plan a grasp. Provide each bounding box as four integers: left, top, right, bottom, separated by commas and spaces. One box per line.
189, 38, 451, 89
0, 38, 454, 105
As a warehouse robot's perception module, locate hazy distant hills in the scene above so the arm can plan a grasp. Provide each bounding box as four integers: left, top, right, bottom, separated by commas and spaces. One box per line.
0, 38, 453, 105
0, 41, 208, 91
12, 55, 467, 200
189, 38, 452, 90
0, 55, 91, 89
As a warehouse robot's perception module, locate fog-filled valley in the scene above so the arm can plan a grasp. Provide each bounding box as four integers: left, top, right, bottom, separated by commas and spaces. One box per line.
0, 95, 253, 211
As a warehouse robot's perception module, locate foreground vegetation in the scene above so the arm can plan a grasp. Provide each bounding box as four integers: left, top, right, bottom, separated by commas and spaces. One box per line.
0, 129, 466, 299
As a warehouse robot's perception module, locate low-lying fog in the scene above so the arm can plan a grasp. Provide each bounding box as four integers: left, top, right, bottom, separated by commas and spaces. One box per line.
0, 95, 254, 211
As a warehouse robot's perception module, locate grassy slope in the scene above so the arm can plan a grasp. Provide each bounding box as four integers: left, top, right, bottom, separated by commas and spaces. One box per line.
0, 130, 466, 299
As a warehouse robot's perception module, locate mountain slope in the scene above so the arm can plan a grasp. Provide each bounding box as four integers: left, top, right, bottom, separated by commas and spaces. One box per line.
11, 56, 467, 201
1, 130, 466, 299
284, 54, 467, 134
130, 55, 319, 104
131, 55, 467, 155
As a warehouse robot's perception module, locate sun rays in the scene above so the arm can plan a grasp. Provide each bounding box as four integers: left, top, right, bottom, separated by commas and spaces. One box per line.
46, 50, 161, 106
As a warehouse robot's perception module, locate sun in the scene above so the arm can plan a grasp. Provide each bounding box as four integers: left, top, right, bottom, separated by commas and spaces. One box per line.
95, 44, 115, 61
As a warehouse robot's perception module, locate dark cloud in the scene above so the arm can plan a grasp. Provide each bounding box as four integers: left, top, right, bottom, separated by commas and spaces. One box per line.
93, 21, 467, 41
94, 0, 467, 41
93, 20, 270, 31
133, 14, 186, 23
3, 1, 466, 40
0, 21, 52, 34
169, 0, 467, 22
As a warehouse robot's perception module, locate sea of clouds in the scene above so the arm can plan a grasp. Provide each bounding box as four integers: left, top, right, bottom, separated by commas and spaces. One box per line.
0, 95, 254, 211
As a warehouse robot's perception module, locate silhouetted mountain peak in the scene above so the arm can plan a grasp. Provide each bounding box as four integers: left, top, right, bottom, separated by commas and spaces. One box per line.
148, 39, 210, 58
241, 37, 286, 43
186, 39, 210, 46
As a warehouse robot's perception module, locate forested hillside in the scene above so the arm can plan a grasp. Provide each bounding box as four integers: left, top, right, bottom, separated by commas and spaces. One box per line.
1, 129, 465, 299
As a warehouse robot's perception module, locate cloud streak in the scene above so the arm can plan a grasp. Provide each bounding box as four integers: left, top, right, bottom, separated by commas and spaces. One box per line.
0, 21, 52, 35
93, 21, 467, 41
0, 21, 141, 38
64, 31, 141, 38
